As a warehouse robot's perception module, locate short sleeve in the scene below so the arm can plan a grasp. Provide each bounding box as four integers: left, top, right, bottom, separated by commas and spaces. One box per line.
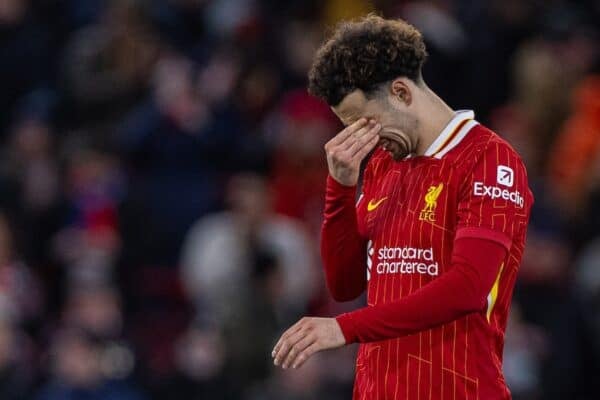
455, 140, 533, 250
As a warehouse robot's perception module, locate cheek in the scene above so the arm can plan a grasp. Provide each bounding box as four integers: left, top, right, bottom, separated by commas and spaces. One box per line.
371, 110, 388, 125
376, 108, 402, 129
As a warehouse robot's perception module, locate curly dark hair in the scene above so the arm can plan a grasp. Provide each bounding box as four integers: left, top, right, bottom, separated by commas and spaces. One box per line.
308, 15, 428, 106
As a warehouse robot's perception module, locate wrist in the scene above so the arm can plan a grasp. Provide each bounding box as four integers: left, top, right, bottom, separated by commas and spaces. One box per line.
327, 174, 357, 194
335, 312, 359, 344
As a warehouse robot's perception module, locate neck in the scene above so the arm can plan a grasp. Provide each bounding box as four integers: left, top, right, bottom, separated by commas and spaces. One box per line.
414, 87, 455, 156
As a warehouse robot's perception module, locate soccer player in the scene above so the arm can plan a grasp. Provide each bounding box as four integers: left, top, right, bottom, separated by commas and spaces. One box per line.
271, 15, 533, 400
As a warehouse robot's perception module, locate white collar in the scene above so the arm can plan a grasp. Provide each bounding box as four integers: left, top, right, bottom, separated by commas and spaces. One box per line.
423, 110, 476, 158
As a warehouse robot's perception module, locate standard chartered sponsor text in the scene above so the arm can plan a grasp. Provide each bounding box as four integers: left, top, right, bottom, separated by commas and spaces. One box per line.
375, 246, 439, 276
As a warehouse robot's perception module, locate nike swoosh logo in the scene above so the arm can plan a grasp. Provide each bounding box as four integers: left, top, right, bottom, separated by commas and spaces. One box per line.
367, 197, 388, 211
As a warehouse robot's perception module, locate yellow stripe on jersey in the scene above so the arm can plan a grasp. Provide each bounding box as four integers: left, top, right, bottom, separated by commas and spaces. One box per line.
431, 118, 471, 157
486, 262, 504, 322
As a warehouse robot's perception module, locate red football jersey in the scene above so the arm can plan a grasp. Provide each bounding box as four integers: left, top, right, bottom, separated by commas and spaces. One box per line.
334, 111, 533, 399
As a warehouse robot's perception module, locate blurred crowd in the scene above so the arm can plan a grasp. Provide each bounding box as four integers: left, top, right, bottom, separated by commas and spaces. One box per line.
0, 0, 598, 399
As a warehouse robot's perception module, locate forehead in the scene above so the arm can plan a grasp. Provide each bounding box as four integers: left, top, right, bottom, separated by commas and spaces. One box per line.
332, 90, 376, 125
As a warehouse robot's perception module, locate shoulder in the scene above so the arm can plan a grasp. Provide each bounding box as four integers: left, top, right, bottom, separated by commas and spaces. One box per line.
455, 124, 533, 208
450, 123, 527, 175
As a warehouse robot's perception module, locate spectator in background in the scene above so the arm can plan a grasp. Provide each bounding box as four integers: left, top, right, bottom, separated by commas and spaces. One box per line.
3, 97, 60, 215
264, 90, 339, 233
221, 246, 283, 396
516, 183, 571, 331
36, 328, 144, 400
117, 53, 243, 263
61, 0, 160, 126
165, 246, 285, 399
180, 172, 318, 326
0, 211, 44, 326
490, 13, 597, 177
573, 239, 600, 390
538, 237, 600, 399
180, 172, 321, 397
502, 304, 546, 400
158, 323, 228, 399
0, 213, 38, 400
51, 147, 123, 287
63, 285, 123, 341
278, 20, 323, 88
548, 74, 600, 218
0, 90, 68, 295
0, 316, 31, 400
247, 356, 327, 400
0, 0, 55, 134
61, 285, 137, 383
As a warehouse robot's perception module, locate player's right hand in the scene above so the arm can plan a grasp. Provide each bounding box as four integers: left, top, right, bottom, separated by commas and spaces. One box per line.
324, 118, 382, 186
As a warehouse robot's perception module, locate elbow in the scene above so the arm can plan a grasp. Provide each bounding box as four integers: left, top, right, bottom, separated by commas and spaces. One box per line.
452, 267, 491, 315
446, 282, 487, 317
459, 291, 488, 315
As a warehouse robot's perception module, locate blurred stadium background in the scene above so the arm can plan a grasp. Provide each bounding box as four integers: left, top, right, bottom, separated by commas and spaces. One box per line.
0, 0, 598, 399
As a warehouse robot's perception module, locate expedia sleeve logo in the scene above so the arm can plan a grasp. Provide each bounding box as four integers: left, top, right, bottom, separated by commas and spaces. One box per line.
497, 165, 514, 187
473, 165, 524, 207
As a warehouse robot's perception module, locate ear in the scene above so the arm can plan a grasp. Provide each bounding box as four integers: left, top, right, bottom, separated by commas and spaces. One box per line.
390, 78, 412, 106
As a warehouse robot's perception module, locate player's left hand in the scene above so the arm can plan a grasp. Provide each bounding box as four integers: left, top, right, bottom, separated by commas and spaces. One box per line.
272, 317, 346, 369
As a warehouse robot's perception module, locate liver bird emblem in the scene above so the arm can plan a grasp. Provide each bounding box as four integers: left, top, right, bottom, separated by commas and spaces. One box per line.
423, 183, 444, 213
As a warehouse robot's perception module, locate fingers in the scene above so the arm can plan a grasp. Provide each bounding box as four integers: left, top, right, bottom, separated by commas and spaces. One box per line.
327, 118, 368, 147
272, 319, 304, 359
326, 120, 380, 164
272, 317, 345, 370
338, 120, 377, 151
346, 123, 381, 156
326, 118, 377, 154
273, 326, 307, 367
351, 131, 380, 161
292, 342, 320, 369
281, 334, 316, 369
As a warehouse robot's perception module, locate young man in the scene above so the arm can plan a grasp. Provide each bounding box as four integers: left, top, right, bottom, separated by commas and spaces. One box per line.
272, 15, 533, 400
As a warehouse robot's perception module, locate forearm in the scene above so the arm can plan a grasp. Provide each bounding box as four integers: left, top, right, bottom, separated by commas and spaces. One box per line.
336, 237, 507, 343
321, 175, 367, 301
